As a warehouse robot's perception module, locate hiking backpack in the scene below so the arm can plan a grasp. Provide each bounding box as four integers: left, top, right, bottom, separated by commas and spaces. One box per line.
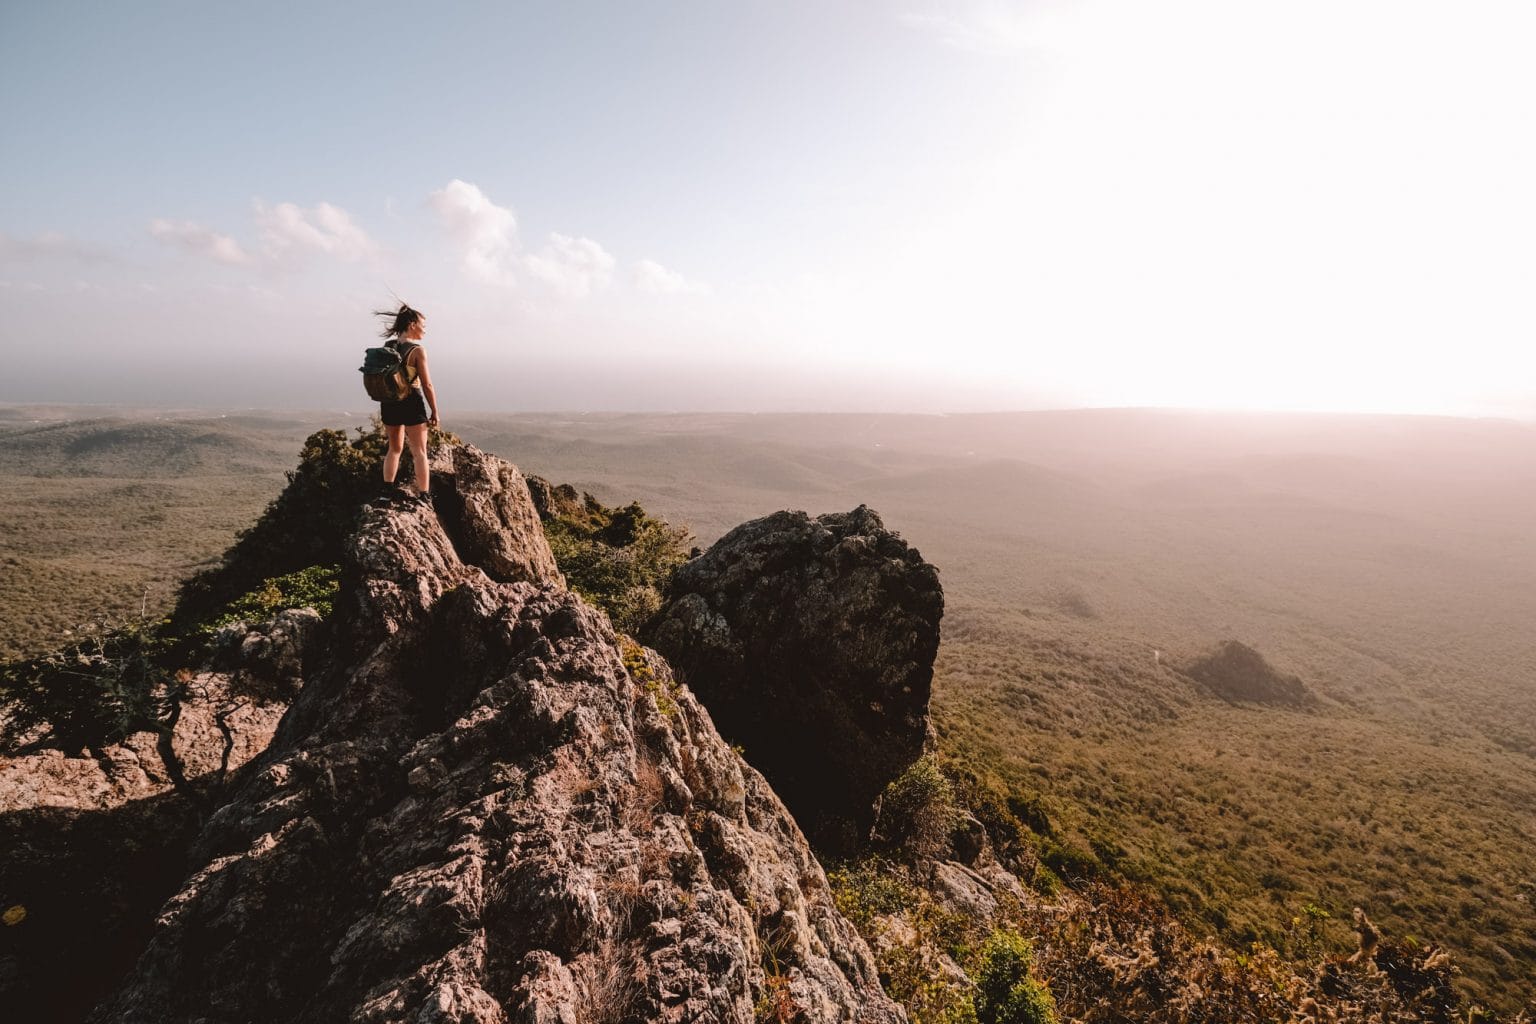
359, 342, 417, 401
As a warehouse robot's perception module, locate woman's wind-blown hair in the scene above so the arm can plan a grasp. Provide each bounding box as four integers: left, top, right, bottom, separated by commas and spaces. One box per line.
374, 302, 423, 340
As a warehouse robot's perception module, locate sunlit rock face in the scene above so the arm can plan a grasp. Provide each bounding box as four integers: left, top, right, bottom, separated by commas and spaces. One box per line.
646, 505, 943, 856
90, 445, 903, 1024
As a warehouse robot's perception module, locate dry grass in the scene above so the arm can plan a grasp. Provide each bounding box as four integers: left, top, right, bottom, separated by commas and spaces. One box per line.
622, 752, 666, 833
572, 937, 647, 1024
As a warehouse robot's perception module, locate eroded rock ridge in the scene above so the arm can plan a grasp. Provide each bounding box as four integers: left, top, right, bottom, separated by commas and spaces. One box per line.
91, 445, 903, 1023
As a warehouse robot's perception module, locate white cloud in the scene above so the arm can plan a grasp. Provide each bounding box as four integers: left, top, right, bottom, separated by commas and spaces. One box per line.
633, 259, 706, 295
150, 201, 378, 270
427, 180, 620, 298
428, 179, 519, 285
525, 233, 615, 298
149, 219, 251, 265
254, 201, 380, 264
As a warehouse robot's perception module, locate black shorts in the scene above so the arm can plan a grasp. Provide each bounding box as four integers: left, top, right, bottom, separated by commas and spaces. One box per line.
380, 389, 430, 426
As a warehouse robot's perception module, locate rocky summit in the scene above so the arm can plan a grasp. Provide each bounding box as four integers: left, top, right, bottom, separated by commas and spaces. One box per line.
646, 506, 942, 855
88, 445, 903, 1023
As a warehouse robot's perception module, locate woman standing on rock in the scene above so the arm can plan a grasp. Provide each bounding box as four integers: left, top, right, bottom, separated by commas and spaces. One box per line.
375, 302, 440, 498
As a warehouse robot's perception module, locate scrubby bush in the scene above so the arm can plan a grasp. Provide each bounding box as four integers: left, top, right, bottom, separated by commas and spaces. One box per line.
827, 857, 915, 932
828, 857, 979, 1024
540, 495, 692, 635
1035, 835, 1099, 883
973, 929, 1057, 1024
876, 756, 961, 859
620, 635, 680, 717
1004, 792, 1053, 838
202, 565, 340, 631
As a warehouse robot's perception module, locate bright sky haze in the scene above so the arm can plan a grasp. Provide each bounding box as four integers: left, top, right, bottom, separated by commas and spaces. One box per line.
3, 0, 1533, 416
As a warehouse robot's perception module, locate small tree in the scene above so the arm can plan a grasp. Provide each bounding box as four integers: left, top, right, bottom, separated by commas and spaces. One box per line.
0, 618, 168, 755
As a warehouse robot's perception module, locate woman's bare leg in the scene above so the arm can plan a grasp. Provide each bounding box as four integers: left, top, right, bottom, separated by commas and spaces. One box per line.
384, 424, 405, 483
406, 423, 430, 492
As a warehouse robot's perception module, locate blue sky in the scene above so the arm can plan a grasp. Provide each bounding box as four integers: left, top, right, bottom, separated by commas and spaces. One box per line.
3, 1, 1534, 416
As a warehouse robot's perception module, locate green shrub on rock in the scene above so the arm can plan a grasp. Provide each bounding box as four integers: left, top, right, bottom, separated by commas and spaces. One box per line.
974, 929, 1057, 1024
876, 755, 960, 859
828, 857, 979, 1024
827, 857, 915, 932
539, 495, 692, 636
203, 565, 340, 631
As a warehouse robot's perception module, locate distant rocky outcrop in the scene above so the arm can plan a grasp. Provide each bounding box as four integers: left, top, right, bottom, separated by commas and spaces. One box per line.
88, 446, 902, 1023
645, 505, 943, 855
1182, 640, 1314, 706
524, 474, 587, 521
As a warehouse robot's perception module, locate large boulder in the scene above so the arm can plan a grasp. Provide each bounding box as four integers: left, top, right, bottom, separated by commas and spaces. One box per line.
645, 505, 943, 855
434, 445, 564, 587
89, 450, 903, 1023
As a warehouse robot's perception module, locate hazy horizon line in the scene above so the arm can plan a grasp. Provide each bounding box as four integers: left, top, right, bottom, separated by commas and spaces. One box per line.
4, 399, 1533, 426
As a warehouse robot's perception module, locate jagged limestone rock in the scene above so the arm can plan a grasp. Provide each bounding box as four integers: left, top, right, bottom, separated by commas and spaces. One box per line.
523, 474, 586, 522
91, 446, 903, 1023
211, 606, 324, 701
438, 445, 564, 588
646, 505, 943, 855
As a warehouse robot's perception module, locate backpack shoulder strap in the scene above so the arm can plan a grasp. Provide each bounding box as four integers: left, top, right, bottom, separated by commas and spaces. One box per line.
398, 341, 421, 380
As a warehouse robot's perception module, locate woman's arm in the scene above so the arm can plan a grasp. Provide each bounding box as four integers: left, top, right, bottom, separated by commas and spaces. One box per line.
413, 348, 439, 427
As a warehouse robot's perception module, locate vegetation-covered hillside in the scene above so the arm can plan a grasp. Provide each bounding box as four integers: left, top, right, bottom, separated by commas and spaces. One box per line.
0, 411, 317, 658
2, 406, 1532, 1014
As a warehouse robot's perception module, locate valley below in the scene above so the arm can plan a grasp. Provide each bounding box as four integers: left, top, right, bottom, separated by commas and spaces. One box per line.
2, 403, 1533, 1012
